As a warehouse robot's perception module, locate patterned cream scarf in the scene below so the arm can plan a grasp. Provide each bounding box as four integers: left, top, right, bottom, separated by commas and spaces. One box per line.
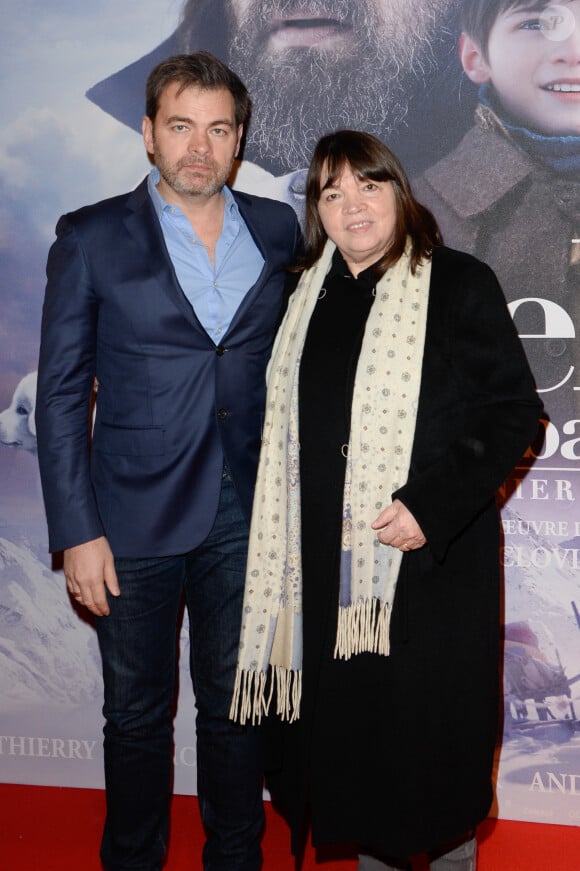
230, 239, 431, 724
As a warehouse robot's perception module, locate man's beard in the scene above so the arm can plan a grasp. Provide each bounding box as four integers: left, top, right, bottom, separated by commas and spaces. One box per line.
227, 0, 454, 174
154, 149, 231, 198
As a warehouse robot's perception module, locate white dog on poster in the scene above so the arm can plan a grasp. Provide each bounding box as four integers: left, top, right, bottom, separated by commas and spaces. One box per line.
0, 370, 38, 452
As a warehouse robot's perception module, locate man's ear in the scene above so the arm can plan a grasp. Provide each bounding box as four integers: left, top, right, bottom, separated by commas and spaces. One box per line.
235, 124, 243, 159
459, 33, 492, 84
142, 116, 154, 154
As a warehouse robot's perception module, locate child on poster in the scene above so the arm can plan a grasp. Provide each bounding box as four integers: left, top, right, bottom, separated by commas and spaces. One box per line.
414, 0, 580, 419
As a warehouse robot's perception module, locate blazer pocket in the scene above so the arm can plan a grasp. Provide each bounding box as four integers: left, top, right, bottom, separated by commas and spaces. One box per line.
93, 421, 165, 456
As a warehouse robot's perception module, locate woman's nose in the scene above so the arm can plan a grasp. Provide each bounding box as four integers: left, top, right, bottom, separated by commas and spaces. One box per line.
343, 196, 364, 213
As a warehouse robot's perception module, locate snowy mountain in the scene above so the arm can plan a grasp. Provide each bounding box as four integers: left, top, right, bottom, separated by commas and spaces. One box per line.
0, 537, 103, 706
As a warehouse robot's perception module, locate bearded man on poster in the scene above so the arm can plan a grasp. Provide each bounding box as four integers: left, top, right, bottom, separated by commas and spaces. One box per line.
87, 0, 471, 220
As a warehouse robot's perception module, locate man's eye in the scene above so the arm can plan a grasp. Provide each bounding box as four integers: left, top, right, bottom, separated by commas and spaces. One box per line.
173, 124, 187, 132
212, 128, 226, 136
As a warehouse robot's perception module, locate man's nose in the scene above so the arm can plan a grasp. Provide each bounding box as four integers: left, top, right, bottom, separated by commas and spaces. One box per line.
188, 131, 210, 153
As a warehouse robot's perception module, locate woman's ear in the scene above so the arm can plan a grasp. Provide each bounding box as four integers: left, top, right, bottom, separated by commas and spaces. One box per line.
459, 33, 493, 84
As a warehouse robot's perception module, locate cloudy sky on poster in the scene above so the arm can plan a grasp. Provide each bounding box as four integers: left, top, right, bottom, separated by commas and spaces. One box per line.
0, 0, 174, 215
0, 1, 175, 387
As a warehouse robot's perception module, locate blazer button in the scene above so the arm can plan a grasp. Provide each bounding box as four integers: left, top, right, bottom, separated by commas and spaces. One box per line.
216, 345, 225, 356
217, 408, 228, 420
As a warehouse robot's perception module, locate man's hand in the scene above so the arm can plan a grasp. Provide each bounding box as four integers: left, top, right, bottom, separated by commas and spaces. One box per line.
63, 536, 120, 616
371, 499, 426, 552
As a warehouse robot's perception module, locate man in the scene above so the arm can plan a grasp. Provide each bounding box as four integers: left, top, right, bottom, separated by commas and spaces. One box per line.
36, 51, 300, 871
86, 0, 472, 220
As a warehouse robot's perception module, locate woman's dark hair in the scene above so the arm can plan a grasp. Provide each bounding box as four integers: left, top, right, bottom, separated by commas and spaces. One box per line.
296, 130, 442, 276
145, 51, 251, 128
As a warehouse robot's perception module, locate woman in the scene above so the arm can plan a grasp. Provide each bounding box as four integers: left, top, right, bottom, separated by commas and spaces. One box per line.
231, 131, 542, 870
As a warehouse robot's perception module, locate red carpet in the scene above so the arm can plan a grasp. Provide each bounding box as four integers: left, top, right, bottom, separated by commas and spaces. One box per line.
2, 784, 579, 869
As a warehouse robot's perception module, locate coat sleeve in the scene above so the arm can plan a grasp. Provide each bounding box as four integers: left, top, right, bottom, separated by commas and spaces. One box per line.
393, 251, 543, 563
35, 215, 105, 553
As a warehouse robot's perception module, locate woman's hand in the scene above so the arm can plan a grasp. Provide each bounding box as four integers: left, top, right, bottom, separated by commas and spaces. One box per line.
371, 499, 426, 551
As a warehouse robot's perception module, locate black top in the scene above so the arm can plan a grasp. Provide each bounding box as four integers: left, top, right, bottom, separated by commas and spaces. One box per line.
298, 250, 378, 695
299, 249, 377, 504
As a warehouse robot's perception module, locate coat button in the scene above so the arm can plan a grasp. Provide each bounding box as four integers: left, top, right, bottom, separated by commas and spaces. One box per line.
217, 408, 228, 420
216, 345, 225, 356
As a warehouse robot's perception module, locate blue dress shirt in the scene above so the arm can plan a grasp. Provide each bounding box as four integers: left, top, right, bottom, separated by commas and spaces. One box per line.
147, 168, 264, 343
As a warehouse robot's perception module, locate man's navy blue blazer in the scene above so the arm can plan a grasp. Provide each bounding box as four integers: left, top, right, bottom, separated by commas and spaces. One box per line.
36, 178, 301, 556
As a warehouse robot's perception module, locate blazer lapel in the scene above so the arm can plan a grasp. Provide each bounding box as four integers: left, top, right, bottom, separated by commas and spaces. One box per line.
226, 192, 272, 331
123, 179, 207, 332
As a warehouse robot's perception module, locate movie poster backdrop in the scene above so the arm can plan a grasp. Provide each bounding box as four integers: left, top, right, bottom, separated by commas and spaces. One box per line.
1, 0, 579, 828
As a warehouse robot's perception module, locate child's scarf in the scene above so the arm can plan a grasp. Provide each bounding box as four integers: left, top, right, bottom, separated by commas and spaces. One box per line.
478, 84, 580, 175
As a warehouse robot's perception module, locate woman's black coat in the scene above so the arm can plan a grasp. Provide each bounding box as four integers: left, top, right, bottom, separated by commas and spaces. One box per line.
263, 246, 543, 860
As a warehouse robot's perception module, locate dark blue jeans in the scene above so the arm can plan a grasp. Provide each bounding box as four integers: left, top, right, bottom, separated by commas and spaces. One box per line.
96, 470, 264, 871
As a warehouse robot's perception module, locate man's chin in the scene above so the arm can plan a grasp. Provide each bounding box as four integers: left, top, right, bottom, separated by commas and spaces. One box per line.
243, 39, 356, 71
166, 177, 222, 198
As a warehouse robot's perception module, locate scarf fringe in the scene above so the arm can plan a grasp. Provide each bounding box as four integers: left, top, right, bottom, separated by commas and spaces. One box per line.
334, 598, 391, 660
229, 665, 302, 725
274, 665, 302, 723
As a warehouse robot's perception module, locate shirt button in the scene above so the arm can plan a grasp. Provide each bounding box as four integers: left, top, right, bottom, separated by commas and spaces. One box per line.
217, 408, 228, 420
216, 345, 225, 356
